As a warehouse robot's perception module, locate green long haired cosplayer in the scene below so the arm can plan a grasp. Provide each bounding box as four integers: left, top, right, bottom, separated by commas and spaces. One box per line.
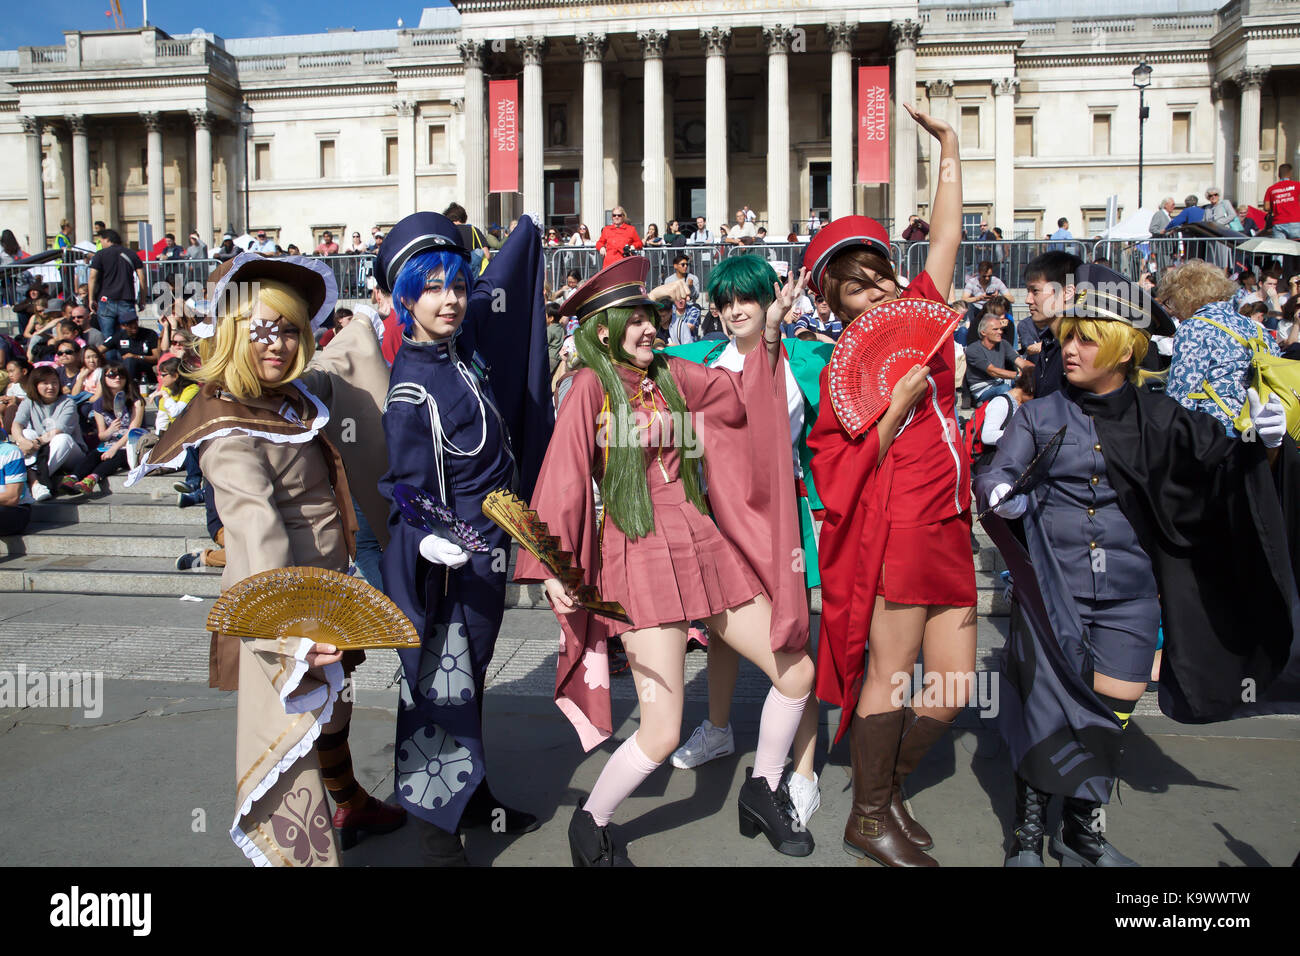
572, 306, 708, 540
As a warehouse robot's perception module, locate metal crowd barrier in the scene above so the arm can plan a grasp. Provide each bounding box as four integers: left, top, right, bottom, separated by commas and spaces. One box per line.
1089, 236, 1274, 282
903, 239, 1092, 296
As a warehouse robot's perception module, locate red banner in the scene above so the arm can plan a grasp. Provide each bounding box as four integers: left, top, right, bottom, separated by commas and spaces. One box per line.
857, 66, 890, 185
489, 79, 519, 193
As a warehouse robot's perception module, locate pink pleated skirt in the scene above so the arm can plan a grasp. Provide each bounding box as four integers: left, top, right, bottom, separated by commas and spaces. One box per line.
599, 472, 762, 635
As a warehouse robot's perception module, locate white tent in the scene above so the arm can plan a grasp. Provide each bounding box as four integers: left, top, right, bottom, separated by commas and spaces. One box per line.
1097, 208, 1157, 241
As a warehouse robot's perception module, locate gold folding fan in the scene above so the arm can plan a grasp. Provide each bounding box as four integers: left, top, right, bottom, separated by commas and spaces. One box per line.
206, 567, 420, 651
482, 489, 630, 623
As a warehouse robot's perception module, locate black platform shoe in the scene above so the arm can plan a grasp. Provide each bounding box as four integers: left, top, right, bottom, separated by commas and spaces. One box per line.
1004, 774, 1049, 867
737, 768, 815, 857
458, 782, 540, 835
1050, 796, 1139, 867
568, 807, 633, 867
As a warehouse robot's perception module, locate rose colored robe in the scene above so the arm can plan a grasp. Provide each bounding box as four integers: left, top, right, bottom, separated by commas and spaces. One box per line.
515, 344, 806, 750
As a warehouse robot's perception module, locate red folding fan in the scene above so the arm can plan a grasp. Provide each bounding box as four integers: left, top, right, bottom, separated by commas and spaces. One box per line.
828, 298, 961, 438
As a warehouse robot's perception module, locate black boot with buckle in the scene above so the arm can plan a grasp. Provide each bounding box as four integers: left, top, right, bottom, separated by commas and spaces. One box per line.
1004, 774, 1049, 867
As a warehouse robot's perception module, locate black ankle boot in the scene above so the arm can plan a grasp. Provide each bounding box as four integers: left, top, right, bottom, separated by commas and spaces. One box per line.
737, 768, 815, 858
1050, 796, 1138, 867
410, 817, 468, 867
568, 807, 633, 867
459, 782, 540, 835
1004, 774, 1049, 867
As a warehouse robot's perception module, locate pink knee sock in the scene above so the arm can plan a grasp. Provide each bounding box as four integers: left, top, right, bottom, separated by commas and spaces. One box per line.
753, 688, 809, 790
582, 732, 662, 827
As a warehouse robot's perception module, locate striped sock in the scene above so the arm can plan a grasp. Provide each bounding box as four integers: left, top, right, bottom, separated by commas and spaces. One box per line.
315, 727, 368, 810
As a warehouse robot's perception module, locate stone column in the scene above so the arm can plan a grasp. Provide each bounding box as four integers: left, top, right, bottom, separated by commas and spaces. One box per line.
191, 110, 215, 247
926, 80, 952, 199
1210, 82, 1230, 203
579, 33, 608, 230
828, 23, 856, 220
890, 19, 922, 232
640, 31, 667, 234
22, 117, 47, 251
520, 36, 546, 222
66, 115, 91, 244
142, 111, 165, 241
396, 99, 417, 217
764, 26, 792, 234
700, 27, 731, 231
459, 41, 487, 227
993, 77, 1018, 232
1235, 67, 1267, 206
101, 133, 118, 231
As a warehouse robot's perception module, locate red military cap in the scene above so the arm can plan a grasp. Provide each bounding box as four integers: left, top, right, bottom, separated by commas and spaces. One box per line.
802, 216, 892, 297
559, 255, 658, 324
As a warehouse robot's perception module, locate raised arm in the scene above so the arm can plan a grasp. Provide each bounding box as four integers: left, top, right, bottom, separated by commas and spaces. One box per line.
906, 103, 963, 299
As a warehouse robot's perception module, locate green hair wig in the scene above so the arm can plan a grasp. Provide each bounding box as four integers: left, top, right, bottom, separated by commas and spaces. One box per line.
573, 306, 710, 539
705, 254, 780, 309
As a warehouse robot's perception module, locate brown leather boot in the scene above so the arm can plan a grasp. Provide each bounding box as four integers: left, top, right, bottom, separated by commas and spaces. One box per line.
843, 710, 939, 867
889, 707, 954, 850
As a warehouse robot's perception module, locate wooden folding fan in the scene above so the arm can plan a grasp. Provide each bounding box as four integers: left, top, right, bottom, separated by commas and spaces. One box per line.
207, 566, 420, 651
482, 488, 630, 623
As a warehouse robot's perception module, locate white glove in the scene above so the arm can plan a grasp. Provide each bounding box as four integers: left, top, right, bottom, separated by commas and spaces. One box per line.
989, 482, 1028, 519
1247, 387, 1286, 449
419, 533, 468, 569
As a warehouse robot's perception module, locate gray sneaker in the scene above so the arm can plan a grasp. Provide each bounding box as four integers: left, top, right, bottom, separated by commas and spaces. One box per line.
670, 719, 735, 769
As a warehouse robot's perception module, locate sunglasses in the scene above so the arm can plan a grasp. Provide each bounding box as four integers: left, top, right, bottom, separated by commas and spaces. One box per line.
57, 349, 77, 356
612, 213, 625, 218
104, 371, 124, 379
171, 338, 186, 345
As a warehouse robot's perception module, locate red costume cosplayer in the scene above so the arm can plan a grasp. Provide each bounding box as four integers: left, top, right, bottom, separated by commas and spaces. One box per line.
805, 104, 976, 868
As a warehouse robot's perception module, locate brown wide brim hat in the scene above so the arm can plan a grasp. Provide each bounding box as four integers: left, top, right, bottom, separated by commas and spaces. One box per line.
558, 255, 658, 324
190, 252, 336, 339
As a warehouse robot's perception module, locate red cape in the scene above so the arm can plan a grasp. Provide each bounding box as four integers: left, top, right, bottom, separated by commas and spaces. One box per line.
516, 345, 806, 750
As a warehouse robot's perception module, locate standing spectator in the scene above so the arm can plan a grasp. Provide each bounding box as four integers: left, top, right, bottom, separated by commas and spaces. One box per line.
55, 219, 73, 255
699, 299, 725, 339
367, 226, 382, 251
807, 208, 821, 234
185, 232, 208, 260
1047, 217, 1073, 250
0, 431, 33, 534
1164, 194, 1206, 232
964, 314, 1025, 406
87, 229, 145, 343
314, 231, 339, 256
250, 230, 276, 254
754, 226, 768, 244
1204, 187, 1234, 228
664, 220, 688, 246
733, 209, 757, 241
346, 231, 367, 254
0, 228, 26, 265
643, 224, 665, 246
901, 214, 929, 242
689, 216, 714, 244
568, 223, 593, 246
666, 252, 701, 302
1263, 164, 1300, 239
743, 204, 757, 224
158, 234, 183, 260
1149, 197, 1176, 235
212, 234, 239, 262
107, 314, 162, 386
544, 227, 562, 247
545, 302, 565, 373
595, 206, 642, 267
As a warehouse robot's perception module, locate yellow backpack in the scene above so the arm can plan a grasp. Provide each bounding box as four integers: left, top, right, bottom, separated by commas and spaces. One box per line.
1188, 315, 1300, 440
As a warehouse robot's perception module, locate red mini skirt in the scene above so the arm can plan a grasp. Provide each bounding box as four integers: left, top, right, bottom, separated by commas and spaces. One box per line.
876, 511, 977, 607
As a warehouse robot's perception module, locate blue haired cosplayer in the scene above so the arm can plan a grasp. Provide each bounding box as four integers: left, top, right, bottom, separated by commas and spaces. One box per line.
392, 249, 470, 333
374, 211, 554, 864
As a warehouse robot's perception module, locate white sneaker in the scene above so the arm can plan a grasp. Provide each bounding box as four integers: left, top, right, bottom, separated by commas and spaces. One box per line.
670, 719, 735, 769
30, 481, 52, 502
786, 770, 821, 827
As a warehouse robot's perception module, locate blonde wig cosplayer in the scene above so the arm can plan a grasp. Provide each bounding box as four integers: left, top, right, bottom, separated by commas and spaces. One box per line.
1059, 317, 1150, 382
1156, 260, 1238, 321
194, 279, 314, 401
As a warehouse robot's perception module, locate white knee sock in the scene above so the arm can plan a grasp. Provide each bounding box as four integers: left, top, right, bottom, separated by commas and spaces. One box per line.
582, 732, 662, 827
753, 688, 809, 791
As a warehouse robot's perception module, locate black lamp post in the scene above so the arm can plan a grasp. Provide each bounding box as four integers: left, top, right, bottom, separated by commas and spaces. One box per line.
1132, 62, 1152, 208
239, 103, 253, 233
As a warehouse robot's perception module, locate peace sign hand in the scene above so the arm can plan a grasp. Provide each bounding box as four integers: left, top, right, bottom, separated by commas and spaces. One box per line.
767, 266, 810, 337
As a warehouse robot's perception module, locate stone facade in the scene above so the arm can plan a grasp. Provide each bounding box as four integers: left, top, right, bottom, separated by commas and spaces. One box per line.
1, 0, 1297, 252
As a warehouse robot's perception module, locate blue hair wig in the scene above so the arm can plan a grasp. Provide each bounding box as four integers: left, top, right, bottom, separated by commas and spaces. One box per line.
392, 249, 470, 332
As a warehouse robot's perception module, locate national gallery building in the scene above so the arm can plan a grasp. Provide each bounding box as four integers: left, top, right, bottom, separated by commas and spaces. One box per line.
1, 0, 1297, 252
